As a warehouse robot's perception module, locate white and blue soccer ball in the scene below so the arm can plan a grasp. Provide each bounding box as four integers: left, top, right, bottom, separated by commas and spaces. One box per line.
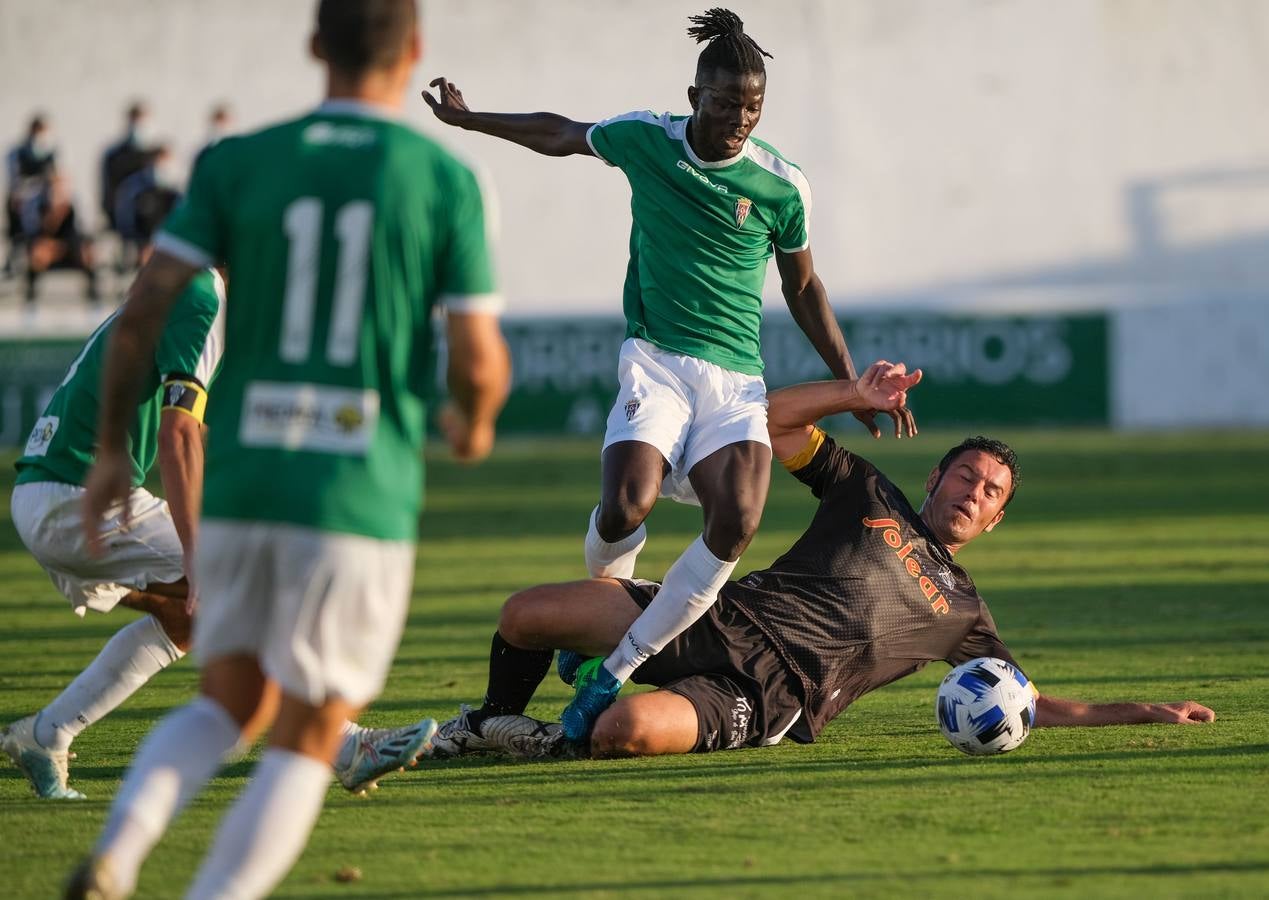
936, 657, 1036, 755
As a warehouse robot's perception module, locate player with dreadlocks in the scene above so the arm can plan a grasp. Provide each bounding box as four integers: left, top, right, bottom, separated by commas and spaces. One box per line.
425, 8, 916, 745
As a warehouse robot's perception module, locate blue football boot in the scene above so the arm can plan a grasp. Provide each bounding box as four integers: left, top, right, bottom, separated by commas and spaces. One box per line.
560, 658, 622, 742
556, 650, 590, 686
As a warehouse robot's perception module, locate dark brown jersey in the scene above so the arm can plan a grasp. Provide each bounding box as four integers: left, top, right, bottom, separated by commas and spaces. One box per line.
722, 431, 1018, 741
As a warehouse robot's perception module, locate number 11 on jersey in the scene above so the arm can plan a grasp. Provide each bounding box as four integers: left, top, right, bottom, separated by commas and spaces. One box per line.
280, 198, 374, 367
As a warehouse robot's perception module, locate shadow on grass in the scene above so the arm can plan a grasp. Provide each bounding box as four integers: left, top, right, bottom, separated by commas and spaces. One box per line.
343, 859, 1269, 897
394, 742, 1269, 793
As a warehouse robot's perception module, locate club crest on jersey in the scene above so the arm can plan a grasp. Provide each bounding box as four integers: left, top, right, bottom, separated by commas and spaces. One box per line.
734, 197, 753, 229
624, 399, 640, 422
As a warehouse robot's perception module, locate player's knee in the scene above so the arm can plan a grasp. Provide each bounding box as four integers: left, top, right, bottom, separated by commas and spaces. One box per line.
147, 596, 193, 651
497, 587, 549, 646
158, 614, 191, 652
703, 509, 762, 561
590, 700, 658, 757
596, 491, 655, 543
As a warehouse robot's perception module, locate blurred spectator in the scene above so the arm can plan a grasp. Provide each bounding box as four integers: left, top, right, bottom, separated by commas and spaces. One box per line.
194, 102, 233, 168
100, 100, 157, 271
14, 114, 58, 180
26, 171, 99, 307
134, 178, 181, 247
5, 114, 57, 277
114, 144, 180, 246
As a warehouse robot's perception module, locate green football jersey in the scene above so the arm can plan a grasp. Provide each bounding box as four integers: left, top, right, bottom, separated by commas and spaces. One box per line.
16, 270, 226, 488
155, 100, 500, 541
586, 110, 812, 375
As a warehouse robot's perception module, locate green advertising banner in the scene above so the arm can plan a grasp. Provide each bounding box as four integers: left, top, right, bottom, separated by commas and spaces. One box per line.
496, 312, 1109, 435
0, 339, 84, 449
0, 312, 1108, 448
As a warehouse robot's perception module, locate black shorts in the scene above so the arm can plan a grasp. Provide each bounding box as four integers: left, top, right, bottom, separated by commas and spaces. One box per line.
622, 579, 804, 753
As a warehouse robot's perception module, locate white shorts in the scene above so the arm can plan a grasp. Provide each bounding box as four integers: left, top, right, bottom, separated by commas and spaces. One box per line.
603, 338, 769, 505
193, 520, 416, 707
10, 481, 185, 616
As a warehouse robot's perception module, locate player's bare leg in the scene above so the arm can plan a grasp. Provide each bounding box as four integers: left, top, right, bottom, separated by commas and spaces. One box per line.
597, 440, 769, 682
430, 580, 642, 758
185, 693, 357, 900
501, 579, 643, 654
584, 440, 667, 578
568, 440, 667, 681
689, 440, 771, 564
4, 585, 190, 801
119, 585, 192, 650
591, 691, 699, 757
79, 655, 276, 898
565, 441, 771, 740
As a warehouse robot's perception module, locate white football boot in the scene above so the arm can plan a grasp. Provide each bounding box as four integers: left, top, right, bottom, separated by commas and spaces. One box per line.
427, 705, 498, 758
1, 714, 86, 800
335, 718, 438, 795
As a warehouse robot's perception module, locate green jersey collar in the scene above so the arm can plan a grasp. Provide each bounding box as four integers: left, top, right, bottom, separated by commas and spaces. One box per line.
674, 116, 749, 170
316, 99, 401, 122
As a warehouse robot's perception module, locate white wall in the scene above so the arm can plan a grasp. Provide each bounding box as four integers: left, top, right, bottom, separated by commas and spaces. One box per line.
1112, 295, 1269, 429
3, 0, 1268, 314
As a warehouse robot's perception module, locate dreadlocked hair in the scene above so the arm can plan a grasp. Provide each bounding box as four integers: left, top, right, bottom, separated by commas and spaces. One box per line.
687, 8, 773, 81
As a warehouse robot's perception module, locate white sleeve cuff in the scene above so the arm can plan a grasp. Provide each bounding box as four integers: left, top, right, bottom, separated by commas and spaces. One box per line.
776, 240, 811, 255
440, 292, 505, 314
585, 123, 616, 167
154, 232, 216, 268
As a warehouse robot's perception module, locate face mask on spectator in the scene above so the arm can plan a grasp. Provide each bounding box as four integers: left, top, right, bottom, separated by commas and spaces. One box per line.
31, 133, 55, 159
155, 162, 180, 189
131, 120, 157, 147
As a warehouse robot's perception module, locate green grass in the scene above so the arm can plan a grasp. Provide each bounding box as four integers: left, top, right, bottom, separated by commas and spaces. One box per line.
2, 430, 1268, 899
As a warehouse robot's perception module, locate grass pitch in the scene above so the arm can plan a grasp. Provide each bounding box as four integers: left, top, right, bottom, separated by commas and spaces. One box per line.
1, 430, 1267, 899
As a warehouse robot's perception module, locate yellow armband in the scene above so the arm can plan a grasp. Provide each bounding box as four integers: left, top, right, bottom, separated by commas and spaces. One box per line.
779, 427, 826, 472
161, 379, 208, 423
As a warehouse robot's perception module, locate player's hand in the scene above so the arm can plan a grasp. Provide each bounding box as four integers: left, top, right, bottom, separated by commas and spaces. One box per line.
439, 402, 495, 464
422, 78, 471, 127
1151, 700, 1216, 724
81, 450, 133, 558
854, 361, 921, 439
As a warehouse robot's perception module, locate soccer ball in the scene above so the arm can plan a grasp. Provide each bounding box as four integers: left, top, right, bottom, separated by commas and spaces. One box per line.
936, 657, 1036, 755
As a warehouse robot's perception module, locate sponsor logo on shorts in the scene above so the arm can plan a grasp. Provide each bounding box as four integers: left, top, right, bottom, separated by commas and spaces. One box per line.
23, 416, 59, 457
624, 398, 640, 422
704, 730, 720, 752
727, 696, 753, 749
862, 516, 951, 615
734, 197, 753, 228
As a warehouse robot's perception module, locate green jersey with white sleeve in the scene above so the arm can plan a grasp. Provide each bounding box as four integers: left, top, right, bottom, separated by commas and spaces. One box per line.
586, 111, 812, 376
154, 101, 499, 541
15, 270, 226, 488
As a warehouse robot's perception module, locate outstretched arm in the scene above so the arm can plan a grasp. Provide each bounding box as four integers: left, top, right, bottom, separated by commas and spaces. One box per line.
767, 361, 922, 461
83, 252, 199, 555
423, 78, 594, 158
775, 248, 915, 440
1035, 694, 1215, 727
